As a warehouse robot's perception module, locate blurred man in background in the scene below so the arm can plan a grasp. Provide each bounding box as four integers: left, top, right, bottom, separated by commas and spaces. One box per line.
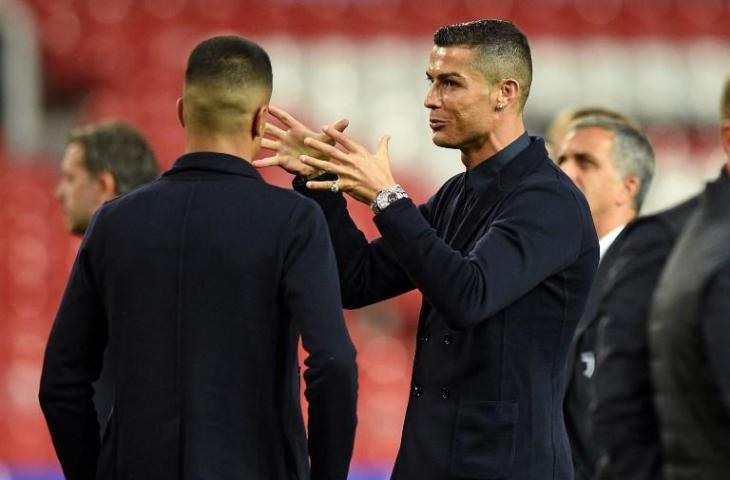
557, 116, 652, 247
556, 114, 655, 480
258, 19, 598, 480
40, 35, 357, 480
589, 167, 699, 478
545, 106, 639, 160
55, 120, 158, 436
649, 76, 730, 480
56, 120, 158, 235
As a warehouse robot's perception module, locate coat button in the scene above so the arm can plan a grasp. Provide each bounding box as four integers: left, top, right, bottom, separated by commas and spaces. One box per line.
412, 384, 423, 397
419, 331, 431, 342
440, 387, 450, 399
443, 334, 453, 345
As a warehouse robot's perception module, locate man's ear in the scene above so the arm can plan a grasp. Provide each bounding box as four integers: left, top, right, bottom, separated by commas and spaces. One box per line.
176, 97, 185, 128
252, 104, 268, 139
620, 175, 641, 210
96, 170, 118, 200
496, 78, 521, 111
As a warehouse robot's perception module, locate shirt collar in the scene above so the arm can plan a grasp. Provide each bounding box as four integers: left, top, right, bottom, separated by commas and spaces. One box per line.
466, 131, 531, 196
599, 224, 626, 262
163, 151, 263, 180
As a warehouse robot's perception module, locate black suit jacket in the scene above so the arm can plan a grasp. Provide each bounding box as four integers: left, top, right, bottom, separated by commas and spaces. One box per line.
39, 153, 358, 480
650, 171, 730, 479
590, 197, 698, 480
297, 138, 598, 479
563, 226, 631, 480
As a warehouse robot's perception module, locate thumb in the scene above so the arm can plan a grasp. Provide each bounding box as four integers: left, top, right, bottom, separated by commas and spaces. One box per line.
332, 118, 349, 133
377, 134, 391, 156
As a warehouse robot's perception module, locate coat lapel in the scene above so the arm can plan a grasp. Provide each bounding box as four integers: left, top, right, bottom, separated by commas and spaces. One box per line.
441, 175, 467, 243
564, 228, 629, 384
585, 228, 631, 319
449, 139, 546, 253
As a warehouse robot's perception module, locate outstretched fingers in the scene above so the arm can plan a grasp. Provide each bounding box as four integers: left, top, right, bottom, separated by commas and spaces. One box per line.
251, 156, 281, 168
261, 137, 279, 151
376, 134, 391, 155
322, 125, 362, 153
330, 118, 350, 134
268, 105, 303, 129
264, 123, 287, 139
304, 137, 350, 163
300, 155, 344, 175
306, 178, 344, 192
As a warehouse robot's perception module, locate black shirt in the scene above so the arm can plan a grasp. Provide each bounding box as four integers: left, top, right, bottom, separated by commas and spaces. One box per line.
464, 131, 531, 205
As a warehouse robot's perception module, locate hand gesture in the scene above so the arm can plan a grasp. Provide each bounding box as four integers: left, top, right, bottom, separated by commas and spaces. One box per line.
300, 126, 396, 205
252, 105, 349, 178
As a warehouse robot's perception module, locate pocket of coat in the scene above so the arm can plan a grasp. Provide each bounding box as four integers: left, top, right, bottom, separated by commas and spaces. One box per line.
450, 400, 518, 479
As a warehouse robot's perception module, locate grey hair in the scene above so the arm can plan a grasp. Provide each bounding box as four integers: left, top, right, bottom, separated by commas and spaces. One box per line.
569, 115, 655, 212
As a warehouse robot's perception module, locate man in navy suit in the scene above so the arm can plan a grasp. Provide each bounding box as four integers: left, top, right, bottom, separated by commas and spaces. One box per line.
40, 35, 357, 480
256, 19, 597, 480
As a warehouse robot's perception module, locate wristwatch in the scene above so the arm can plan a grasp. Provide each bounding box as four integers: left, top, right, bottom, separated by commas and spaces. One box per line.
372, 184, 409, 214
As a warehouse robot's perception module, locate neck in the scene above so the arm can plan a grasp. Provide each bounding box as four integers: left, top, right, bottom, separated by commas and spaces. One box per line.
184, 132, 257, 161
594, 208, 636, 239
461, 114, 526, 169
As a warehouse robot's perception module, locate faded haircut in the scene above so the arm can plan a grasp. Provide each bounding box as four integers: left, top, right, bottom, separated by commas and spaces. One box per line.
434, 19, 532, 111
184, 35, 273, 134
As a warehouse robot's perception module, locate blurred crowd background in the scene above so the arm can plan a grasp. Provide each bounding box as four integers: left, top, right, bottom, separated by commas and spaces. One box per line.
0, 1, 729, 479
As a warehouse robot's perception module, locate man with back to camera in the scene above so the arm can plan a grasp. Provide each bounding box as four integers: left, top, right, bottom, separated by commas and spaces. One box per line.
56, 120, 158, 236
255, 19, 598, 480
40, 35, 358, 480
55, 120, 159, 431
555, 113, 656, 480
649, 76, 730, 480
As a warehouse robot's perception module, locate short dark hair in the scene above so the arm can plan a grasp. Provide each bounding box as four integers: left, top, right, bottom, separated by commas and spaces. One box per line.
68, 121, 158, 195
186, 35, 272, 95
184, 35, 272, 134
434, 19, 532, 110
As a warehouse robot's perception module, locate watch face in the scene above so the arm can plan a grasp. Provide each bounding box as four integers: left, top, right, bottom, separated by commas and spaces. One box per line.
375, 186, 405, 211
